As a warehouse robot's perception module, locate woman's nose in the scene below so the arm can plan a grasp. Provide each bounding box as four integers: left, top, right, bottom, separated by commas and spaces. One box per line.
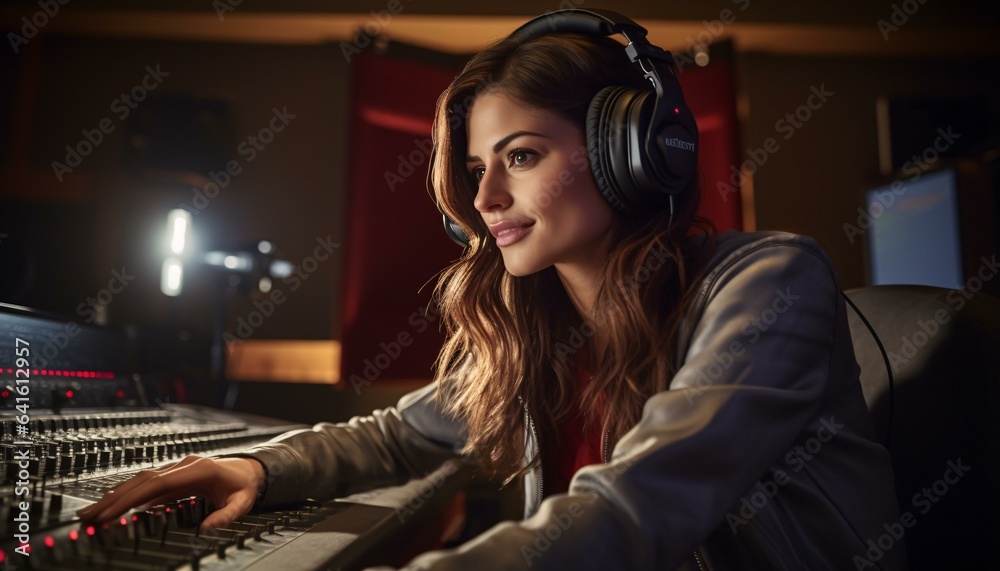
473, 169, 512, 213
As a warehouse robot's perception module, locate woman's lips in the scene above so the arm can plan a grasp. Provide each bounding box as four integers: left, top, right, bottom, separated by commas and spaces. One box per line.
488, 220, 535, 247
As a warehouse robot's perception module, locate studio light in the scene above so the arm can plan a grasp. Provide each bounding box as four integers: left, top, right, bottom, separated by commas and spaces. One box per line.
161, 209, 192, 296
161, 258, 183, 296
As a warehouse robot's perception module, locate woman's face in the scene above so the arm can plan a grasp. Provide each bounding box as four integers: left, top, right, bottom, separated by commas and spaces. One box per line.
466, 92, 615, 277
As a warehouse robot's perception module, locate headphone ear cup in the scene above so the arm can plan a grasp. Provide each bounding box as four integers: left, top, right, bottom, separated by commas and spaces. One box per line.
442, 214, 470, 247
588, 85, 665, 211
587, 83, 697, 212
586, 85, 629, 211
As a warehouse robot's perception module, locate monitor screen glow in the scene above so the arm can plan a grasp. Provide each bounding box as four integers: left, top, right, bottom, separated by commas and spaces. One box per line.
867, 169, 964, 289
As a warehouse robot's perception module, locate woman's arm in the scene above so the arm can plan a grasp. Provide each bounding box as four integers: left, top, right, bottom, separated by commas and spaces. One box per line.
79, 381, 468, 527
397, 235, 891, 570
238, 381, 468, 508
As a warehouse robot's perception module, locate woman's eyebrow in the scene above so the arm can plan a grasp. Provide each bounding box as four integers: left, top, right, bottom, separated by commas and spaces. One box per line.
466, 130, 548, 162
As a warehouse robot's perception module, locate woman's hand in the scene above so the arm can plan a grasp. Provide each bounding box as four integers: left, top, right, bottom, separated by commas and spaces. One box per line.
76, 455, 266, 530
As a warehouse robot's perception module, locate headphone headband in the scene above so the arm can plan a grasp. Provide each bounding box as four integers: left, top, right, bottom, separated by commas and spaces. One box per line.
510, 9, 647, 42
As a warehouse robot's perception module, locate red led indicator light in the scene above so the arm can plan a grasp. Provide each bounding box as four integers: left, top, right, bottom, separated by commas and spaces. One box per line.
44, 536, 55, 548
69, 529, 80, 541
66, 390, 74, 398
86, 526, 96, 536
117, 390, 126, 398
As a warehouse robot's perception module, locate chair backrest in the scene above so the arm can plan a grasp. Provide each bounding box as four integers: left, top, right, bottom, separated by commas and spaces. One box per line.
844, 285, 999, 569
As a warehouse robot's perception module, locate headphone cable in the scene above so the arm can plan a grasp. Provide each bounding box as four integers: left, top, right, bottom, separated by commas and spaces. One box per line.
841, 290, 895, 449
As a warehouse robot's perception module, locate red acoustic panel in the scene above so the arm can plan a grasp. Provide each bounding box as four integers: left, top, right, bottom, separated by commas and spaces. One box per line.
677, 58, 743, 233
339, 51, 460, 385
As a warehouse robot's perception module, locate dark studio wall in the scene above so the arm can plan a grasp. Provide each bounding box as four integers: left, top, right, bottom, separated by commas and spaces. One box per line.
1, 36, 350, 342
738, 52, 999, 289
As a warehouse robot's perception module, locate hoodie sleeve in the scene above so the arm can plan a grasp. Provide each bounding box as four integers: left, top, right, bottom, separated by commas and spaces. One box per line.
398, 237, 851, 570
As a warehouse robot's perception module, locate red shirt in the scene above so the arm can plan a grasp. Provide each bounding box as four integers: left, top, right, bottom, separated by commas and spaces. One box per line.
544, 349, 606, 497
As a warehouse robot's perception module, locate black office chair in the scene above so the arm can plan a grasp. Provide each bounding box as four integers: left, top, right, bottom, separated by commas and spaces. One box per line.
844, 285, 999, 570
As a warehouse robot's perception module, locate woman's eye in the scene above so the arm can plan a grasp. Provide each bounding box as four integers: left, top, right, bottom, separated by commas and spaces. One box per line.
470, 167, 485, 184
508, 149, 536, 168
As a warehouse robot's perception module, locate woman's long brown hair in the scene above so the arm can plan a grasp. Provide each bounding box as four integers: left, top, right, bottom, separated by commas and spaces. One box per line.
428, 33, 717, 482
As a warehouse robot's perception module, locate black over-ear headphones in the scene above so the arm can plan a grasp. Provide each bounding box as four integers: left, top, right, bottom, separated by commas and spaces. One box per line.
439, 8, 698, 248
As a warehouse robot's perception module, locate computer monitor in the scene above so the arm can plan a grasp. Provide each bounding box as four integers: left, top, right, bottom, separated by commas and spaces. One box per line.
866, 168, 964, 289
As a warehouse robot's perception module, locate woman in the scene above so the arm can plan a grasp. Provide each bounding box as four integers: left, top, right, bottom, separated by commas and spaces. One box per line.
81, 9, 904, 570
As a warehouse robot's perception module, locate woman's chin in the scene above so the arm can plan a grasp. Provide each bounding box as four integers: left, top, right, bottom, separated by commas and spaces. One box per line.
501, 255, 547, 277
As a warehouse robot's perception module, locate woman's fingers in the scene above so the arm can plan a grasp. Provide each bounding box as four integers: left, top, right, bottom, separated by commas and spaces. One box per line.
78, 456, 215, 523
76, 458, 188, 519
77, 456, 264, 529
200, 488, 256, 530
